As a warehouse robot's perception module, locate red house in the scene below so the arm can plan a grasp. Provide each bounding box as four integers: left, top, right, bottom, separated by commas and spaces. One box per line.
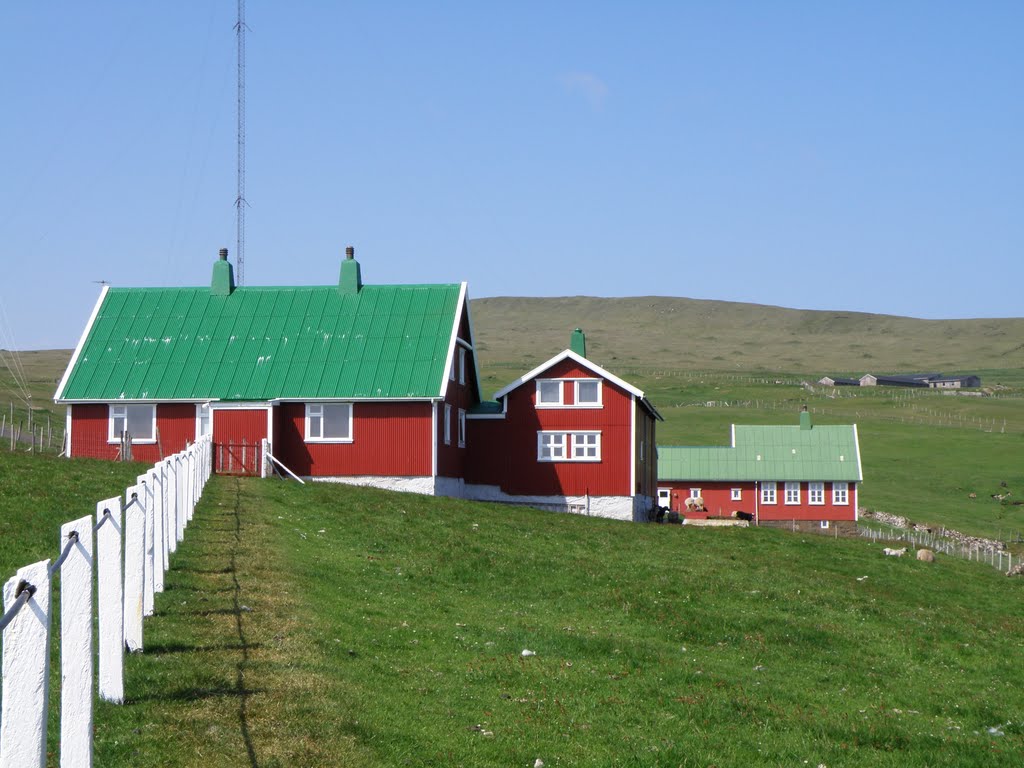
55, 248, 481, 496
656, 410, 862, 534
464, 329, 663, 521
55, 250, 661, 522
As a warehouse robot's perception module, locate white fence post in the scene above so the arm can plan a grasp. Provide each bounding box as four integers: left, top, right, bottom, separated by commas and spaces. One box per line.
152, 464, 167, 593
0, 559, 52, 768
175, 454, 185, 542
166, 459, 178, 555
59, 516, 94, 768
140, 472, 155, 616
123, 487, 145, 653
96, 497, 124, 704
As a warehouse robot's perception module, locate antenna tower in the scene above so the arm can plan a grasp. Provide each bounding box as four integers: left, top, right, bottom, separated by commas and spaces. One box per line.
235, 0, 247, 285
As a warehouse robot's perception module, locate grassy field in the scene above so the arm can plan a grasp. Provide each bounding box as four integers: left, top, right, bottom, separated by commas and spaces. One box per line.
2, 455, 1020, 767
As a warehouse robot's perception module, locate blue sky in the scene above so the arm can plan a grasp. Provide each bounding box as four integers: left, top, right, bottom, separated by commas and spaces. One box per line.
1, 2, 1021, 350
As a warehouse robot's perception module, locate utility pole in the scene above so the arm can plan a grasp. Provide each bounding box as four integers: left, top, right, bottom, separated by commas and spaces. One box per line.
235, 0, 247, 285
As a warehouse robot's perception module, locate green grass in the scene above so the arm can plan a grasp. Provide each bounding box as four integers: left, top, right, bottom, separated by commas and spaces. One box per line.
4, 452, 1024, 766
78, 471, 1024, 766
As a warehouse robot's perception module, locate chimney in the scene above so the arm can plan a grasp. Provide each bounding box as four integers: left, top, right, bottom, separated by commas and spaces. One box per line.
338, 245, 363, 295
211, 247, 235, 296
570, 328, 587, 357
800, 405, 812, 430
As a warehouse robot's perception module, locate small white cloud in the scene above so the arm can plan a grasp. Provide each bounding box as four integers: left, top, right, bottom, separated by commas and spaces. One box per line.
559, 71, 608, 110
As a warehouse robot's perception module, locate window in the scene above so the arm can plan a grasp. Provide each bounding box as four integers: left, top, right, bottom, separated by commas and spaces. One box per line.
784, 482, 800, 505
449, 358, 455, 381
536, 378, 603, 408
761, 482, 777, 504
444, 404, 452, 445
458, 348, 466, 385
109, 404, 156, 443
536, 380, 563, 406
457, 408, 466, 448
196, 403, 211, 438
305, 403, 353, 442
573, 432, 600, 460
538, 431, 601, 462
820, 520, 830, 529
689, 488, 702, 499
833, 482, 849, 505
809, 482, 825, 505
731, 488, 742, 501
538, 432, 565, 460
575, 379, 601, 406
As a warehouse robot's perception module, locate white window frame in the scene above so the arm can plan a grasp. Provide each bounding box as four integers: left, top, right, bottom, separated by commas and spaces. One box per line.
449, 358, 455, 381
689, 488, 702, 499
809, 482, 825, 506
573, 379, 602, 407
730, 488, 742, 501
305, 403, 353, 443
457, 408, 466, 448
784, 482, 801, 505
820, 520, 830, 529
833, 482, 849, 505
108, 404, 157, 444
537, 431, 601, 462
571, 431, 601, 461
761, 482, 777, 505
196, 403, 212, 439
536, 379, 564, 407
444, 403, 452, 445
538, 432, 566, 461
535, 378, 604, 409
458, 348, 466, 385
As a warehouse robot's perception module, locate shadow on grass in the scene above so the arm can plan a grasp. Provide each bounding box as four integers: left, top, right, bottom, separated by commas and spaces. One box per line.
145, 641, 262, 656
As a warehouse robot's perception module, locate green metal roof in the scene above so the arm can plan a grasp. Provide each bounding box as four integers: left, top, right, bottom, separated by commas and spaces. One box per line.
57, 283, 463, 402
658, 424, 861, 482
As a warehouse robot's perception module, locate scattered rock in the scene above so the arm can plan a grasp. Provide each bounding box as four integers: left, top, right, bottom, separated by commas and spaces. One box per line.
521, 649, 536, 658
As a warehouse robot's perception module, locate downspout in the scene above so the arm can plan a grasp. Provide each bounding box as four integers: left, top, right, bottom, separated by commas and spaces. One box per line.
754, 481, 759, 526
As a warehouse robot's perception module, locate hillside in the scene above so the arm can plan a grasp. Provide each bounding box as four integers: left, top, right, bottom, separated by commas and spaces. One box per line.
469, 296, 1024, 379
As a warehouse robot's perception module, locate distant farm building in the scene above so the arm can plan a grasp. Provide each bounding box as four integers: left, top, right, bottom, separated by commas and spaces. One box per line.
819, 373, 981, 389
657, 409, 862, 535
817, 376, 860, 387
55, 249, 661, 522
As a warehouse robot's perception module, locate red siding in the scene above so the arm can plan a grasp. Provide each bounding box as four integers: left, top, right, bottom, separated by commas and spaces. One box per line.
275, 402, 432, 477
658, 480, 856, 521
466, 360, 633, 497
70, 403, 196, 463
213, 408, 268, 475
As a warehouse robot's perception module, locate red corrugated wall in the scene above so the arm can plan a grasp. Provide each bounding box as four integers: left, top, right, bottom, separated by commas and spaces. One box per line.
275, 402, 432, 477
465, 358, 632, 496
213, 408, 268, 475
70, 403, 196, 462
658, 480, 856, 520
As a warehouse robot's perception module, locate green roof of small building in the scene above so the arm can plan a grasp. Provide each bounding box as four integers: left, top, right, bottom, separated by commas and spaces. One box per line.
57, 280, 465, 402
658, 423, 861, 482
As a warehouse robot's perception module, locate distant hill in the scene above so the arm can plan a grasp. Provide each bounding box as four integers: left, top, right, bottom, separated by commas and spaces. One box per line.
470, 296, 1024, 375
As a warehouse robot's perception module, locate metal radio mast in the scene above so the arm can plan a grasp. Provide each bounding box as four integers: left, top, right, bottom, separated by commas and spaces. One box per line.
234, 0, 247, 285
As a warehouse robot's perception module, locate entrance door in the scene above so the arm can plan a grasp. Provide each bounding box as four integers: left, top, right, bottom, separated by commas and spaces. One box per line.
212, 408, 268, 476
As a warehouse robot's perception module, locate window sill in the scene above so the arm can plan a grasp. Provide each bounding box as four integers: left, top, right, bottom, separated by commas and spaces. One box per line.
304, 438, 354, 444
107, 439, 157, 445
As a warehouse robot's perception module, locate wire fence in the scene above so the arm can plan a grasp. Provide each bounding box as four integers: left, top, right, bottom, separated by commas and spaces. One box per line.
0, 436, 211, 767
858, 524, 1017, 574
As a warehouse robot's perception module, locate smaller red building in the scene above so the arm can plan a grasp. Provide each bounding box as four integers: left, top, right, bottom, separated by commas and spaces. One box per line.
465, 329, 662, 521
657, 410, 862, 534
